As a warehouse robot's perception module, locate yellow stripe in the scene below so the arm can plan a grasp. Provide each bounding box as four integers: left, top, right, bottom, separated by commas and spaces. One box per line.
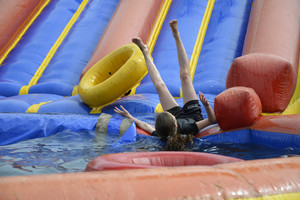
26, 101, 53, 113
179, 0, 215, 98
0, 0, 51, 65
148, 0, 173, 55
90, 0, 173, 114
230, 192, 300, 200
19, 0, 89, 95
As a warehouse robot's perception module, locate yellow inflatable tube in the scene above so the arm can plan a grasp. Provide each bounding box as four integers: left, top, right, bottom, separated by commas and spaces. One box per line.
78, 43, 147, 107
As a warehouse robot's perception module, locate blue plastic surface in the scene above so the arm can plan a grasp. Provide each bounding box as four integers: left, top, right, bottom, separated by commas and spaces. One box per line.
201, 129, 300, 149
113, 122, 137, 145
193, 0, 252, 94
0, 113, 98, 145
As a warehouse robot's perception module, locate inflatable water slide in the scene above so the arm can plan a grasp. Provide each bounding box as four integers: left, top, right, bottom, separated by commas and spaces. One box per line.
1, 0, 300, 199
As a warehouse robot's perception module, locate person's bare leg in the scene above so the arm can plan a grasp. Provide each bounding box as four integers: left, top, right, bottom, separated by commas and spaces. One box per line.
169, 20, 198, 104
132, 38, 178, 111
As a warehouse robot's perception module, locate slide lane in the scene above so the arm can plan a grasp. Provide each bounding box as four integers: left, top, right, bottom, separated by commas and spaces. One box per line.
0, 0, 83, 96
135, 0, 208, 97
0, 0, 119, 111
28, 0, 120, 96
0, 0, 118, 97
135, 0, 251, 99
193, 0, 252, 95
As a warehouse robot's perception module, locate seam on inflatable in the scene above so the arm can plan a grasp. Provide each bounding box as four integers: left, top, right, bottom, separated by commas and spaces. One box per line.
19, 0, 89, 95
179, 0, 215, 98
0, 0, 51, 65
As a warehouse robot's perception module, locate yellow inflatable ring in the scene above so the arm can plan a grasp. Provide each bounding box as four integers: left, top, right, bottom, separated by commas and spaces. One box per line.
78, 43, 147, 107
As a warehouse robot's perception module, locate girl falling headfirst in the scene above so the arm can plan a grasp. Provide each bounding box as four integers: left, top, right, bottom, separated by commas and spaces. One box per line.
114, 20, 216, 150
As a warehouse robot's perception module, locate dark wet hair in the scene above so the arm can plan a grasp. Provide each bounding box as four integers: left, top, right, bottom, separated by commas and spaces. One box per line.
155, 112, 176, 139
155, 112, 194, 151
164, 133, 194, 151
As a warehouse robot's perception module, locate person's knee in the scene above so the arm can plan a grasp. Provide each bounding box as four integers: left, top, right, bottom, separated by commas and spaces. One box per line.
180, 69, 191, 81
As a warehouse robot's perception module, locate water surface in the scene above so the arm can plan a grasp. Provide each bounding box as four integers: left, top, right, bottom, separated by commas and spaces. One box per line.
0, 130, 299, 177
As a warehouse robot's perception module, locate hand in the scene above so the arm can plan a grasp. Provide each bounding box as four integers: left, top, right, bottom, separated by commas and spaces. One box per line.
114, 105, 132, 119
199, 92, 209, 107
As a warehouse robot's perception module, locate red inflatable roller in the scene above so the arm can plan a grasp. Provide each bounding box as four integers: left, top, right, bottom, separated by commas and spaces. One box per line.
85, 152, 243, 171
226, 0, 300, 113
214, 86, 262, 130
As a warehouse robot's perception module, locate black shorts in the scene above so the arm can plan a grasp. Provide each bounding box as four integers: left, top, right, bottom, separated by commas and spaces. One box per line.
167, 100, 203, 122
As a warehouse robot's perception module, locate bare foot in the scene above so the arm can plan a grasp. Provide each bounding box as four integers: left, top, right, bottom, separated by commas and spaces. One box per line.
132, 37, 149, 54
169, 20, 178, 35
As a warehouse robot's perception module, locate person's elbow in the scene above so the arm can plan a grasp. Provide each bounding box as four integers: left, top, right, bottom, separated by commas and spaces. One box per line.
208, 114, 216, 124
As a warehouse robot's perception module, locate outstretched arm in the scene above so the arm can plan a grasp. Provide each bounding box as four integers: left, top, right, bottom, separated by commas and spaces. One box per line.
196, 92, 216, 130
114, 106, 155, 134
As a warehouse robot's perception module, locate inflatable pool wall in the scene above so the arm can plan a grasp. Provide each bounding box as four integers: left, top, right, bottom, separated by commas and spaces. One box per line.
1, 156, 300, 199
1, 0, 300, 199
